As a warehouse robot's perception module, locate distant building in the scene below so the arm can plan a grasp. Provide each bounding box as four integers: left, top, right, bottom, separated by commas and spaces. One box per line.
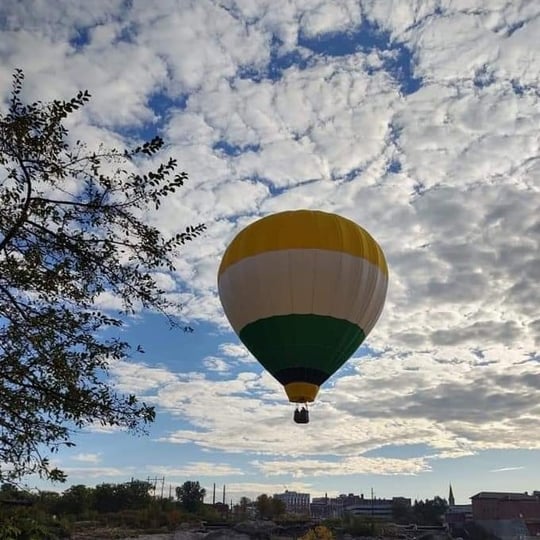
449, 484, 455, 507
345, 494, 410, 520
445, 484, 472, 532
309, 492, 410, 520
212, 501, 230, 517
471, 491, 540, 521
445, 504, 473, 531
471, 491, 540, 539
274, 490, 310, 515
311, 494, 344, 518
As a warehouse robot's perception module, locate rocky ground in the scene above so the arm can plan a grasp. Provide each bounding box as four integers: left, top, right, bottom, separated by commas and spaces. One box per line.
73, 530, 266, 540
72, 520, 454, 540
70, 527, 193, 540
71, 520, 278, 540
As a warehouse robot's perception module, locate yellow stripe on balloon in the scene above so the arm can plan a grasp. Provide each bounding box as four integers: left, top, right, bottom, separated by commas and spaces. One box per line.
218, 210, 388, 277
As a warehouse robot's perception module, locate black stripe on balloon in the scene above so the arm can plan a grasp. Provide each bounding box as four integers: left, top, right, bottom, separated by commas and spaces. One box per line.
274, 367, 329, 386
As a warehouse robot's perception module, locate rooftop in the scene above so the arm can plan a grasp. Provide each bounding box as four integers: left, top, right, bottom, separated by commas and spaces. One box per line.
471, 492, 538, 501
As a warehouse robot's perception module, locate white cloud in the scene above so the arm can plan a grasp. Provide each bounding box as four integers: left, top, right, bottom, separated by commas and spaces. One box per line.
300, 2, 362, 37
62, 466, 133, 478
113, 344, 540, 470
219, 342, 256, 363
149, 462, 244, 478
72, 453, 102, 464
2, 0, 539, 490
206, 481, 314, 501
203, 356, 230, 373
109, 359, 192, 394
83, 422, 123, 434
490, 466, 525, 473
131, 0, 270, 94
93, 290, 129, 312
252, 456, 429, 478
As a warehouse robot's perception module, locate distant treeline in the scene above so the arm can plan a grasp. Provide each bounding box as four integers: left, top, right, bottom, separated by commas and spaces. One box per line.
0, 481, 449, 539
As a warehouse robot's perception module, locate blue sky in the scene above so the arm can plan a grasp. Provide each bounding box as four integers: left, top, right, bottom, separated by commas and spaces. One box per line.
1, 0, 539, 506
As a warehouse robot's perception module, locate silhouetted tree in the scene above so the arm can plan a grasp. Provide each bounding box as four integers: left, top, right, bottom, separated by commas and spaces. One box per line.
271, 496, 286, 517
0, 70, 205, 482
176, 481, 206, 513
91, 480, 152, 513
255, 493, 286, 519
116, 480, 153, 510
236, 496, 251, 519
93, 483, 120, 513
392, 497, 413, 523
256, 493, 272, 519
413, 496, 448, 525
57, 484, 94, 516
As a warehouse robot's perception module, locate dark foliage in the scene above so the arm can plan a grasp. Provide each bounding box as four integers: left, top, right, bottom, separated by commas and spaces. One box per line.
175, 481, 206, 513
255, 493, 287, 519
0, 70, 205, 482
412, 496, 448, 525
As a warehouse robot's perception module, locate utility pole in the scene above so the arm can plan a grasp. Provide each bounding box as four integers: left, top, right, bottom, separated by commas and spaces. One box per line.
371, 488, 375, 535
146, 476, 165, 499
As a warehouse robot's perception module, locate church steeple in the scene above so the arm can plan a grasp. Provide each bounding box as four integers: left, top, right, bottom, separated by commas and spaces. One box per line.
449, 484, 455, 507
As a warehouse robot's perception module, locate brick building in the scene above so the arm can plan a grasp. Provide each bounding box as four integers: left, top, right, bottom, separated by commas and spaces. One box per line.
471, 492, 540, 520
471, 491, 540, 537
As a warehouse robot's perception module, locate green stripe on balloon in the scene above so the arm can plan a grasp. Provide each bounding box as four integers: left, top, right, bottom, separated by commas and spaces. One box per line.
238, 314, 366, 384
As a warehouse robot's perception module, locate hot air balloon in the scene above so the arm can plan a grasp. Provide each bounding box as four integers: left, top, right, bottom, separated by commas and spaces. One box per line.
217, 210, 388, 423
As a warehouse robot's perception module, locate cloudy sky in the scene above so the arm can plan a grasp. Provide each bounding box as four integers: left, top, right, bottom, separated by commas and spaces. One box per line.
1, 0, 539, 505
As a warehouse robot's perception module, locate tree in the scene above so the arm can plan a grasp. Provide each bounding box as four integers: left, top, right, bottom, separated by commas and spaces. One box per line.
392, 497, 413, 523
342, 515, 382, 537
255, 493, 286, 519
118, 479, 153, 510
91, 480, 152, 513
255, 493, 272, 519
0, 70, 205, 482
56, 484, 94, 516
239, 496, 251, 512
175, 481, 206, 513
270, 496, 286, 517
412, 496, 448, 525
235, 496, 251, 519
92, 483, 120, 514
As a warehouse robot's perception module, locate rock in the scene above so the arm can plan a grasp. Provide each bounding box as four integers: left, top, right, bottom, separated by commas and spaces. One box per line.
233, 521, 277, 540
173, 533, 210, 540
204, 531, 251, 540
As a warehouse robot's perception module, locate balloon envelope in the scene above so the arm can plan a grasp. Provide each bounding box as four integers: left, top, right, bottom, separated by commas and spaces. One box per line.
217, 210, 388, 403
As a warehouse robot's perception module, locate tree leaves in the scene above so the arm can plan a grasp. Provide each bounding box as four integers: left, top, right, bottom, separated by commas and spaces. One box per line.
0, 70, 204, 482
175, 481, 206, 513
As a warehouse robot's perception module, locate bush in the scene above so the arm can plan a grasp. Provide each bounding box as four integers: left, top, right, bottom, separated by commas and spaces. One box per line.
343, 516, 383, 537
0, 508, 70, 539
300, 525, 334, 540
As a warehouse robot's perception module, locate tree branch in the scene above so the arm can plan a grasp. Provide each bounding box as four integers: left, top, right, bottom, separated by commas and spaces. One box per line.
0, 159, 33, 252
